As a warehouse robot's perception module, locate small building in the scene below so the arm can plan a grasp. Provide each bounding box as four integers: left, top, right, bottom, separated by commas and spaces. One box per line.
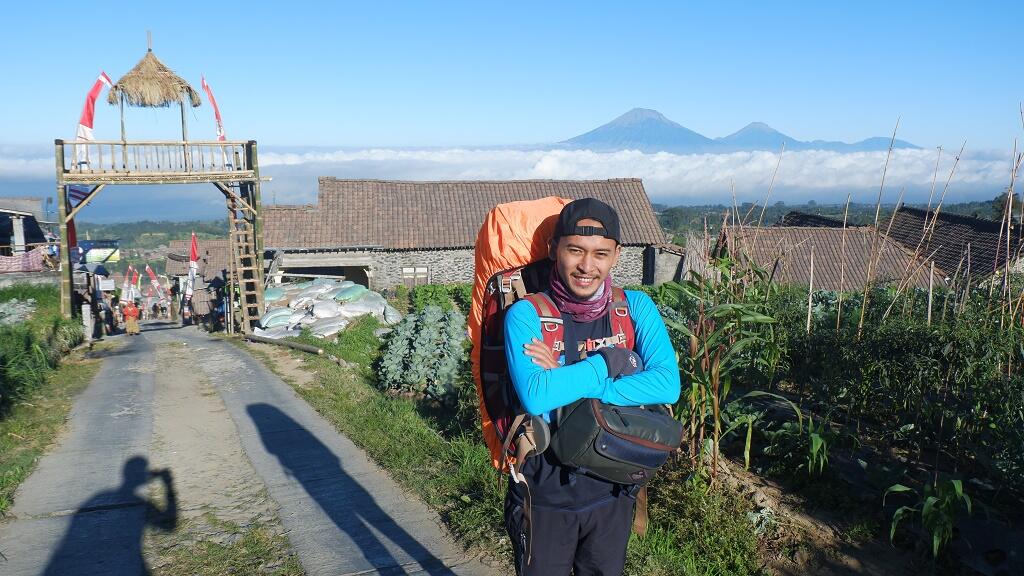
165, 238, 233, 316
0, 197, 47, 255
264, 178, 669, 290
717, 226, 946, 290
885, 206, 1022, 279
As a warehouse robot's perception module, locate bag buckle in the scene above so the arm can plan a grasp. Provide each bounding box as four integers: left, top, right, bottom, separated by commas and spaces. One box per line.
500, 272, 521, 294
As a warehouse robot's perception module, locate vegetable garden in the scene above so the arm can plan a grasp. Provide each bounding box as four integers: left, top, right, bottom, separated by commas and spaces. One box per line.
356, 268, 1023, 573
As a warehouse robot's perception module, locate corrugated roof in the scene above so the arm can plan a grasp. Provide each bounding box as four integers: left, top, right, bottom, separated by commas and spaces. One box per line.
0, 197, 45, 221
721, 226, 946, 290
264, 178, 666, 250
165, 239, 232, 279
886, 206, 1022, 279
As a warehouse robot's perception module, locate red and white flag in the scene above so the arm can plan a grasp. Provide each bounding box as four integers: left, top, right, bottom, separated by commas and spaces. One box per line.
184, 232, 199, 303
76, 72, 113, 145
145, 264, 166, 300
201, 76, 226, 141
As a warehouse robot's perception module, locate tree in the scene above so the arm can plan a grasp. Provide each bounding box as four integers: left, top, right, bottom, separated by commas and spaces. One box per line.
990, 190, 1020, 221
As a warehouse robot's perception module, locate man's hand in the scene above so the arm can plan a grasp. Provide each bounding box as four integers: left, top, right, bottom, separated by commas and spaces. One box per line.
597, 347, 644, 379
524, 338, 559, 369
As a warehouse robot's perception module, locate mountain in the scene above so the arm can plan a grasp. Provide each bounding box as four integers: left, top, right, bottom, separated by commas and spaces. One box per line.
561, 108, 714, 153
561, 109, 919, 153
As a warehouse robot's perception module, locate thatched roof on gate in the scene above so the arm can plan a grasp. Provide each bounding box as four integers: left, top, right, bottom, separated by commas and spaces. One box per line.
107, 51, 201, 108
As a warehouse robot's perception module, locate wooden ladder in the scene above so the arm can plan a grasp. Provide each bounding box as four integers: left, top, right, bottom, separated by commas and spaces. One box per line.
226, 190, 265, 333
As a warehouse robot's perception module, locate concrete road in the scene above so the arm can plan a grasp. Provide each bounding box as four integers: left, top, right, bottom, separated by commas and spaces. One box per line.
0, 322, 498, 576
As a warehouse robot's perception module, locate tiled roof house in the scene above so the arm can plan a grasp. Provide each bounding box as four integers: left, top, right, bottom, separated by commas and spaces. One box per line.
164, 238, 233, 315
885, 206, 1022, 279
0, 197, 47, 255
718, 226, 946, 290
263, 178, 670, 289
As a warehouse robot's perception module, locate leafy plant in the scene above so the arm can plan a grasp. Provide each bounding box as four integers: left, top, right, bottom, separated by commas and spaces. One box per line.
884, 478, 973, 558
374, 306, 467, 404
411, 285, 454, 312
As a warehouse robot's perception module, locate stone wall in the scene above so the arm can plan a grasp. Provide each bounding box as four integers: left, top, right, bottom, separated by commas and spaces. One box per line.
369, 245, 650, 289
0, 271, 59, 289
368, 248, 476, 290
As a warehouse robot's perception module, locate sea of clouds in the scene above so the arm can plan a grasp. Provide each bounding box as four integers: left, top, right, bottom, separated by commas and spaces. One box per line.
255, 146, 1014, 205
0, 145, 1015, 220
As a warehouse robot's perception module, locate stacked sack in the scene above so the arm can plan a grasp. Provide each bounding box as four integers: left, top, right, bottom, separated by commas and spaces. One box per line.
253, 279, 403, 340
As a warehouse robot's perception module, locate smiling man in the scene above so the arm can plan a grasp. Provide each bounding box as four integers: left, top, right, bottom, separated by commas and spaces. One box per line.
502, 198, 680, 575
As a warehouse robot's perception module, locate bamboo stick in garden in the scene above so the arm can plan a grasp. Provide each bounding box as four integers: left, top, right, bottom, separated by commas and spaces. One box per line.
885, 147, 965, 320
751, 143, 786, 254
927, 262, 935, 325
961, 244, 972, 314
836, 193, 851, 332
859, 118, 901, 336
943, 250, 966, 323
807, 245, 815, 334
925, 146, 943, 214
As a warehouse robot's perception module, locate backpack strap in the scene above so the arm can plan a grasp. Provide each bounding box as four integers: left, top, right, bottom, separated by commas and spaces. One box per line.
610, 287, 636, 351
523, 292, 565, 356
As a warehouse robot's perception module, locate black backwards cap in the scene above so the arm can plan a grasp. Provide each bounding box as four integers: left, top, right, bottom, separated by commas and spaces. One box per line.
553, 198, 621, 244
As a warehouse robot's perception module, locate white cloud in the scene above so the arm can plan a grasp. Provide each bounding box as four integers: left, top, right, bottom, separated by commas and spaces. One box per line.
258, 147, 1014, 205
1, 146, 1014, 208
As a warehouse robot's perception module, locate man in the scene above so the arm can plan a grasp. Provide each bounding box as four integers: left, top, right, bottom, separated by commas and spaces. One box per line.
503, 198, 680, 575
123, 300, 140, 336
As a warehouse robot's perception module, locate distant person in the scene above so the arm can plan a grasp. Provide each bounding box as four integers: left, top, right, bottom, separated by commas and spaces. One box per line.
123, 301, 141, 335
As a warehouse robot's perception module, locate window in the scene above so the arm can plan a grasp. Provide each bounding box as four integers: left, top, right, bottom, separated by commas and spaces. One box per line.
401, 266, 429, 288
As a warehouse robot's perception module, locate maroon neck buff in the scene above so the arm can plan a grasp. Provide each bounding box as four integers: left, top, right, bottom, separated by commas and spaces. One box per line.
548, 264, 613, 323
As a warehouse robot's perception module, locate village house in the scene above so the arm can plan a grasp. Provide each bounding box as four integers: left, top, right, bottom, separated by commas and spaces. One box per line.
165, 238, 233, 316
714, 225, 946, 290
885, 206, 1023, 279
263, 178, 671, 290
0, 197, 47, 256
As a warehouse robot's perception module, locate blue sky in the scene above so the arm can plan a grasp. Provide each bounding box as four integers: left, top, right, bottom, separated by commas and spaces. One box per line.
1, 2, 1022, 219
3, 1, 1021, 149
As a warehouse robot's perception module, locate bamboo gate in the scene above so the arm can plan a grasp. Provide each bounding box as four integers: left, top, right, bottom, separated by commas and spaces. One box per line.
54, 139, 266, 333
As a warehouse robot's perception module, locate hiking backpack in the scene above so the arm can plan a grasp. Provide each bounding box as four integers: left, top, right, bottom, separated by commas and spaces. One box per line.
468, 197, 636, 474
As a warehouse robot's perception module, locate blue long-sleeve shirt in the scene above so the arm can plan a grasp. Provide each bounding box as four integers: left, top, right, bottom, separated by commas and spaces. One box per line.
504, 290, 681, 417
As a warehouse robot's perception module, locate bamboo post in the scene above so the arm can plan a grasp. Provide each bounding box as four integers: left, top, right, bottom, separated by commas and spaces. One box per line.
806, 245, 815, 334
927, 262, 935, 325
859, 118, 900, 337
55, 140, 73, 318
180, 100, 190, 171
119, 94, 128, 170
836, 194, 851, 332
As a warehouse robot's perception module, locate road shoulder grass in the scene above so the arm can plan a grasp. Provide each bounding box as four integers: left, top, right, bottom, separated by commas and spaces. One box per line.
0, 341, 111, 516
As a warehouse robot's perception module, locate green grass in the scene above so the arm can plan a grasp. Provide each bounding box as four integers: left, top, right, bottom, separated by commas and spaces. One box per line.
0, 284, 85, 415
239, 317, 766, 574
150, 514, 303, 576
0, 342, 105, 515
627, 468, 765, 575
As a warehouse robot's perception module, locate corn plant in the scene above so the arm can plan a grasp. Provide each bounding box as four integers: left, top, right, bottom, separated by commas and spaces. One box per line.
659, 258, 777, 480
884, 478, 972, 558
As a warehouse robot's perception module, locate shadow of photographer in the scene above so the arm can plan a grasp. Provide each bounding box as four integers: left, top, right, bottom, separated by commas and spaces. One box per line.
43, 456, 177, 576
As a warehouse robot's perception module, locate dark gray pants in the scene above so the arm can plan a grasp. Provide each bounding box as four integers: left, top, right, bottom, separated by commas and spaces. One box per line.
505, 489, 634, 576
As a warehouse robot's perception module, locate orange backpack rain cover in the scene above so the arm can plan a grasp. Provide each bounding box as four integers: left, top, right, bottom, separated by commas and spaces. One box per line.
470, 196, 570, 470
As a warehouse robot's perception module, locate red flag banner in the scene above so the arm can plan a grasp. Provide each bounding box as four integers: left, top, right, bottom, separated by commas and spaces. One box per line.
145, 264, 164, 300
75, 71, 113, 165
201, 76, 226, 142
